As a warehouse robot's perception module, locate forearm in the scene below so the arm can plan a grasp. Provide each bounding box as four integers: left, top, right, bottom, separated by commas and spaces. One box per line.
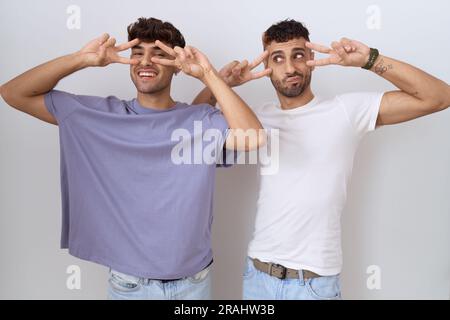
192, 86, 217, 106
370, 55, 450, 108
202, 69, 263, 131
1, 52, 88, 100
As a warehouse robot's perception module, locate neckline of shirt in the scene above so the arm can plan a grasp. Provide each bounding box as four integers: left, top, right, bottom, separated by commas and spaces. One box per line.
275, 96, 319, 114
130, 99, 185, 114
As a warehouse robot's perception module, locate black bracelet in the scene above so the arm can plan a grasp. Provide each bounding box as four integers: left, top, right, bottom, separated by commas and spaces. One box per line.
362, 48, 380, 70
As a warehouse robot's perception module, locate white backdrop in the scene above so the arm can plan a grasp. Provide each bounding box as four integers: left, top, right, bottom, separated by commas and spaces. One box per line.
0, 0, 449, 299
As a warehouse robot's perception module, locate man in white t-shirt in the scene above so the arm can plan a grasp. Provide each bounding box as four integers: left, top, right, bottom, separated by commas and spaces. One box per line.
194, 19, 450, 300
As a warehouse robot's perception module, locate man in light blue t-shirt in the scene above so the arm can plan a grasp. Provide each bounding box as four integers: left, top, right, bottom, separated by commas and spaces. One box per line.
0, 17, 269, 300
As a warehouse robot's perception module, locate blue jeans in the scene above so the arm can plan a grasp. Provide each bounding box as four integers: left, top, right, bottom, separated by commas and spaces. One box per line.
242, 257, 342, 300
107, 264, 212, 300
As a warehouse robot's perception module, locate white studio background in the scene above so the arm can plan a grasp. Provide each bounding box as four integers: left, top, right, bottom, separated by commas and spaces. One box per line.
0, 0, 449, 299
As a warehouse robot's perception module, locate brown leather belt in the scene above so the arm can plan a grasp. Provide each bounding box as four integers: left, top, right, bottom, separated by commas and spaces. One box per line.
251, 258, 321, 280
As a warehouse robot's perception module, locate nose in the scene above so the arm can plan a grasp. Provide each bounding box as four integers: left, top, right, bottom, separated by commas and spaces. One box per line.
139, 53, 153, 67
284, 59, 296, 74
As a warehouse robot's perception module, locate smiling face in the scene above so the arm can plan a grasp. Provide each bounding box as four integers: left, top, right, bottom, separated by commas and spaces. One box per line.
265, 37, 314, 98
129, 41, 178, 94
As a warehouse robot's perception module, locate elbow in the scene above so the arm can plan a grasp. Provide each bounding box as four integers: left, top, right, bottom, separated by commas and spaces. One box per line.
435, 84, 450, 112
229, 127, 267, 152
420, 84, 450, 113
0, 83, 15, 107
0, 84, 7, 102
0, 84, 27, 110
442, 86, 450, 111
432, 99, 450, 113
423, 98, 450, 114
244, 128, 267, 151
256, 129, 268, 149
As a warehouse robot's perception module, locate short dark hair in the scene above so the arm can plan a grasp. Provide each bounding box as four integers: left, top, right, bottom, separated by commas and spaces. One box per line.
127, 17, 186, 48
262, 19, 310, 48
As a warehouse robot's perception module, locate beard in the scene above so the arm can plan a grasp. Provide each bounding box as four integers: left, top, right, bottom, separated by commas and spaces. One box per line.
271, 71, 312, 98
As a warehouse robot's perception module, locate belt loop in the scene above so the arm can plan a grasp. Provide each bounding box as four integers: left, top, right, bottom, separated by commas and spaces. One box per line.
298, 269, 305, 286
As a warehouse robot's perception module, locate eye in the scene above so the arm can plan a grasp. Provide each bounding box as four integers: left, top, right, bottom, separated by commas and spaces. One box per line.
153, 51, 166, 57
294, 53, 304, 59
132, 52, 143, 56
272, 55, 284, 63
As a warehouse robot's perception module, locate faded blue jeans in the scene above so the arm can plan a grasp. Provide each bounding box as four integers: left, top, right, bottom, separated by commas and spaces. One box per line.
107, 264, 212, 300
242, 257, 342, 300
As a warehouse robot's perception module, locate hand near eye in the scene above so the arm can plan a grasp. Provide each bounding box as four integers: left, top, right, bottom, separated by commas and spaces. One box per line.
78, 33, 140, 67
150, 40, 214, 81
305, 38, 371, 68
219, 51, 272, 87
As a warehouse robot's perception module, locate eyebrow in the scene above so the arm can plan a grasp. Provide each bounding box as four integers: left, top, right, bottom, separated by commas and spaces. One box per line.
270, 47, 306, 57
132, 45, 164, 51
292, 48, 306, 54
270, 50, 284, 57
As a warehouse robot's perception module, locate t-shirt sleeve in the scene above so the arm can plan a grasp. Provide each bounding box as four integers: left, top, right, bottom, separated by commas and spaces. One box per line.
201, 105, 234, 167
44, 90, 109, 123
337, 92, 384, 137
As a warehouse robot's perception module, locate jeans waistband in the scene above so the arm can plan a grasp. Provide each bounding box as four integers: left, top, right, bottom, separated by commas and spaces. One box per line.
140, 259, 214, 283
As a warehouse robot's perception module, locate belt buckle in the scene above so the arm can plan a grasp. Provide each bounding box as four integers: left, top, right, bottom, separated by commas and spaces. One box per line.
269, 263, 287, 279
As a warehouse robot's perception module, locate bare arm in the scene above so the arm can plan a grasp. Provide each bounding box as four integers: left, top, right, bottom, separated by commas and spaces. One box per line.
1, 54, 88, 125
370, 55, 450, 126
192, 86, 219, 107
306, 38, 450, 126
0, 34, 139, 125
153, 41, 269, 151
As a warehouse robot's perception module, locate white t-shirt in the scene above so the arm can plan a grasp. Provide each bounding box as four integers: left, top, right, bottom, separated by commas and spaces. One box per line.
247, 92, 384, 276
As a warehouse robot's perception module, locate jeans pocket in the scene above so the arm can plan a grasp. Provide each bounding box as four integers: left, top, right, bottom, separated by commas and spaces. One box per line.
243, 257, 256, 279
306, 275, 341, 300
108, 270, 141, 293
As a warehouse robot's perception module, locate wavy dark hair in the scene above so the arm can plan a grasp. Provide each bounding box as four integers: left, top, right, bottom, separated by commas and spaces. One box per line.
263, 19, 310, 48
127, 17, 186, 48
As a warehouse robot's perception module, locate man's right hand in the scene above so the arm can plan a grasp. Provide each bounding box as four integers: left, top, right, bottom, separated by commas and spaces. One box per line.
78, 33, 140, 67
1, 33, 141, 125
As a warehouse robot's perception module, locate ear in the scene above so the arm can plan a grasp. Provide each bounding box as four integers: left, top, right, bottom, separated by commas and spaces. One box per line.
310, 51, 315, 71
262, 47, 269, 70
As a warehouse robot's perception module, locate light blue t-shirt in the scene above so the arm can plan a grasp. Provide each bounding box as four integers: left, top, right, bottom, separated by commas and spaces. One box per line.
44, 90, 230, 279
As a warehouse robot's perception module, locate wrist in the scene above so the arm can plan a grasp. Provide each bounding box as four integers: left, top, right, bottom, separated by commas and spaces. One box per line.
361, 48, 380, 70
369, 54, 383, 72
201, 67, 220, 86
72, 51, 92, 69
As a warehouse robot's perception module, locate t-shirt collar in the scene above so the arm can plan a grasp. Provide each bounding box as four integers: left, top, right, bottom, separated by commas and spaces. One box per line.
277, 96, 319, 114
130, 99, 182, 114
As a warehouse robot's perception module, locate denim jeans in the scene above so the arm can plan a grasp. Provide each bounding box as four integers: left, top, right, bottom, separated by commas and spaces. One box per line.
242, 257, 342, 300
107, 264, 212, 300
